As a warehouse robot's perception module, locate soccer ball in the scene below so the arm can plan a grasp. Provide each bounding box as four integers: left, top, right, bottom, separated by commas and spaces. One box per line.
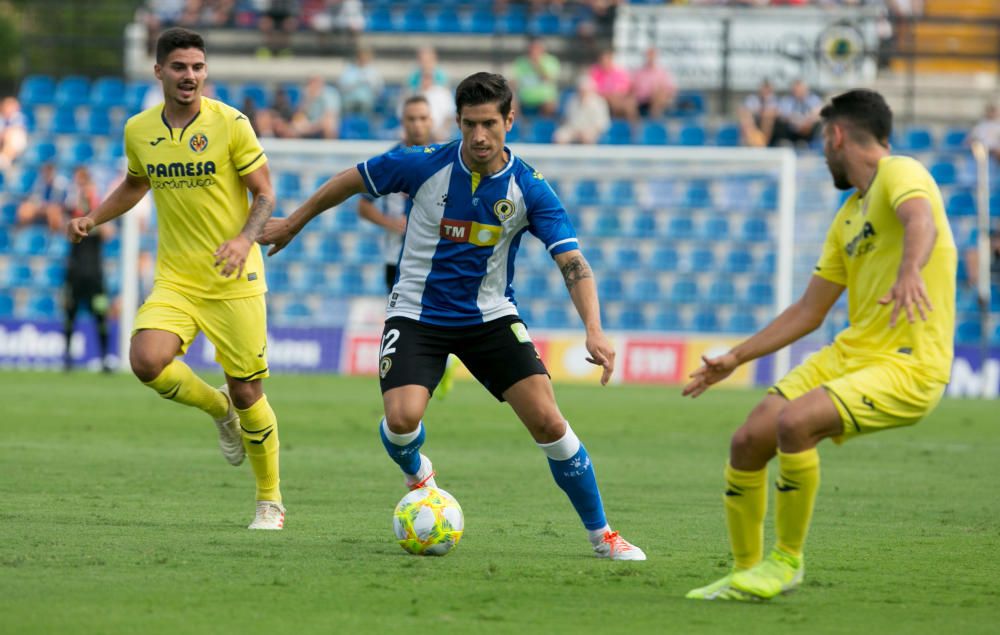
392, 487, 464, 556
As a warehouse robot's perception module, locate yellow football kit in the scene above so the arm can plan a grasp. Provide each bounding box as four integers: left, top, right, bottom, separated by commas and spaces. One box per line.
772, 155, 957, 440
126, 97, 269, 378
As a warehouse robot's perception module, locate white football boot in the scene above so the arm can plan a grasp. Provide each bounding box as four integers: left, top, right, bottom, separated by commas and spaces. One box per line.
404, 453, 437, 491
593, 530, 647, 561
213, 384, 245, 466
248, 501, 285, 530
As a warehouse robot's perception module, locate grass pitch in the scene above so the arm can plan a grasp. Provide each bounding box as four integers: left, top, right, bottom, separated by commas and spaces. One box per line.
2, 370, 998, 634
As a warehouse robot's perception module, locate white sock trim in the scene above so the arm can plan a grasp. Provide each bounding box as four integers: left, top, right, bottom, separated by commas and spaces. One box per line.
381, 418, 422, 445
536, 423, 581, 461
588, 524, 612, 545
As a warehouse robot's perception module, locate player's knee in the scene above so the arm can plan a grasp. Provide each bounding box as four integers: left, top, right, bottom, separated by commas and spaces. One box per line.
383, 407, 422, 434
775, 406, 807, 443
129, 348, 169, 383
525, 411, 566, 444
228, 381, 262, 410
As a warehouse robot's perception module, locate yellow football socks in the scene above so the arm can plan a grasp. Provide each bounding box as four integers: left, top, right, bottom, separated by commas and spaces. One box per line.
144, 360, 228, 420
724, 463, 768, 570
237, 395, 281, 502
775, 448, 820, 558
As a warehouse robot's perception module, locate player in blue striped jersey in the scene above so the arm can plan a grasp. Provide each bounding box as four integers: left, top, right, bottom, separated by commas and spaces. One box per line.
261, 72, 645, 559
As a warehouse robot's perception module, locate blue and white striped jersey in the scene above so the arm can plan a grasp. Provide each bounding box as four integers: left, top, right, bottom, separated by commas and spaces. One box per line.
358, 140, 578, 326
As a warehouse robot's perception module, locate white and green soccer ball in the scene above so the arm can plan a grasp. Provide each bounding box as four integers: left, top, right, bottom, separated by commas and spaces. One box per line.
392, 487, 464, 556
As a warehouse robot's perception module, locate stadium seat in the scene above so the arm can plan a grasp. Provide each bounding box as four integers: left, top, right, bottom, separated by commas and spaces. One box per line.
26, 294, 57, 320
266, 266, 290, 290
68, 139, 95, 165
630, 213, 657, 236
667, 216, 695, 240
528, 11, 561, 36
675, 91, 706, 116
689, 248, 715, 272
124, 82, 151, 113
469, 7, 496, 34
598, 277, 624, 302
618, 305, 646, 330
282, 301, 312, 321
54, 75, 90, 108
12, 168, 38, 197
541, 305, 570, 329
724, 249, 754, 274
0, 292, 13, 318
402, 6, 430, 31
239, 83, 269, 110
1, 202, 17, 225
993, 323, 1000, 345
947, 190, 976, 217
692, 308, 720, 332
51, 106, 79, 135
85, 109, 112, 136
432, 10, 463, 33
521, 274, 550, 296
354, 235, 382, 263
955, 320, 981, 344
670, 280, 699, 304
584, 244, 604, 269
608, 180, 636, 205
639, 121, 668, 145
678, 123, 706, 147
315, 237, 343, 263
741, 217, 770, 242
627, 274, 660, 302
707, 280, 736, 304
91, 77, 125, 109
755, 183, 778, 210
44, 262, 66, 288
900, 127, 933, 151
573, 180, 600, 206
47, 236, 68, 259
24, 139, 57, 166
0, 226, 9, 251
940, 128, 967, 152
930, 160, 957, 186
7, 262, 33, 288
333, 206, 360, 231
496, 6, 527, 33
593, 211, 621, 237
683, 180, 711, 208
715, 123, 740, 147
727, 311, 757, 333
13, 226, 48, 256
613, 246, 641, 270
368, 7, 393, 31
746, 279, 774, 306
340, 267, 365, 295
530, 118, 556, 143
652, 246, 678, 271
701, 216, 730, 240
341, 116, 372, 139
18, 74, 56, 106
606, 119, 633, 145
652, 308, 683, 331
276, 172, 301, 200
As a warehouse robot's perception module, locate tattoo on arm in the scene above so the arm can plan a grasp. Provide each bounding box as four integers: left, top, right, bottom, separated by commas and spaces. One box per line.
560, 256, 592, 291
240, 194, 273, 241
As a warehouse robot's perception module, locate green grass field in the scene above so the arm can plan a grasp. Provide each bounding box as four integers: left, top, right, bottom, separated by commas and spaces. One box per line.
2, 370, 998, 634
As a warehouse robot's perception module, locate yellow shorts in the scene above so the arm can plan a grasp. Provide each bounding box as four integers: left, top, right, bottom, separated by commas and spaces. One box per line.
769, 344, 945, 442
133, 284, 269, 381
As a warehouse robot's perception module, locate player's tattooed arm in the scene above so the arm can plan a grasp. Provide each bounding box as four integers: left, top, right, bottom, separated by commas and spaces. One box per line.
559, 254, 593, 291
240, 193, 274, 242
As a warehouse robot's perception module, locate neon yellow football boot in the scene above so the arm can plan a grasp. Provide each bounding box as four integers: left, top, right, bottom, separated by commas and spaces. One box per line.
435, 354, 457, 400
729, 549, 804, 600
685, 573, 736, 600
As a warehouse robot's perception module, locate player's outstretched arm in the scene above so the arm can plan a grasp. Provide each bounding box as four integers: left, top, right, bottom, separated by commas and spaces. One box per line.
259, 166, 367, 256
358, 197, 406, 234
878, 197, 936, 327
66, 174, 150, 244
215, 164, 275, 278
554, 249, 615, 385
682, 274, 844, 398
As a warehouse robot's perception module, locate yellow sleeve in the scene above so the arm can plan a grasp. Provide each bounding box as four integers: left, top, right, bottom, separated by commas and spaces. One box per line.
124, 120, 144, 178
882, 157, 932, 209
813, 215, 847, 285
228, 108, 267, 176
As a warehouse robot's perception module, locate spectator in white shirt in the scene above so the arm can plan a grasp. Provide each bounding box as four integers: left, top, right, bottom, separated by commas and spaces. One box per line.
554, 76, 611, 145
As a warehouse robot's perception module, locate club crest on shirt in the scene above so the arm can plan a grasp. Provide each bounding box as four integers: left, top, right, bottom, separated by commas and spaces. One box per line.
189, 132, 209, 153
493, 198, 515, 222
379, 356, 392, 378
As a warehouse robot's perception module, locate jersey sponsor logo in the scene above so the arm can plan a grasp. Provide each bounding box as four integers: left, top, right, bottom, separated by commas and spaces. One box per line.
493, 198, 515, 222
439, 218, 502, 247
146, 161, 217, 178
189, 132, 209, 153
510, 322, 532, 343
844, 220, 876, 257
150, 137, 166, 146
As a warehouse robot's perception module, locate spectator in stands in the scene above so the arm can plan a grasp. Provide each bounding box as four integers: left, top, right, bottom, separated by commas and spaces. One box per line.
409, 60, 455, 142
17, 163, 67, 231
554, 76, 611, 145
589, 49, 637, 121
738, 78, 778, 147
408, 46, 448, 93
573, 0, 620, 60
967, 103, 1000, 162
630, 47, 676, 119
963, 228, 1000, 290
137, 0, 186, 52
62, 165, 112, 373
291, 75, 341, 139
339, 46, 384, 116
772, 79, 822, 146
0, 96, 27, 169
257, 0, 298, 58
511, 37, 561, 117
303, 0, 364, 34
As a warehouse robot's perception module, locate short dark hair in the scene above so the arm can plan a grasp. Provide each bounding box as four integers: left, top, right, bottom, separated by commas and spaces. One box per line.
156, 27, 206, 65
454, 72, 513, 118
402, 94, 430, 109
820, 89, 892, 147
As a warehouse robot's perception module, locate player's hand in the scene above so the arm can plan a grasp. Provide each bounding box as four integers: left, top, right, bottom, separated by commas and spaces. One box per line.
214, 235, 252, 279
258, 218, 298, 256
585, 330, 616, 386
389, 216, 407, 234
879, 268, 932, 327
682, 352, 739, 398
66, 217, 95, 244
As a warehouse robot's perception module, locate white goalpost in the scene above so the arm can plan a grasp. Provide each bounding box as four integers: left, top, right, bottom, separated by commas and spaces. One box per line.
119, 140, 797, 382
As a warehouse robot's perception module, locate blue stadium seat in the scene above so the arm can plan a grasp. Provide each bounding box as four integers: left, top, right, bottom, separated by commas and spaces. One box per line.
993, 323, 1000, 345
683, 180, 711, 208
606, 119, 633, 145
13, 226, 49, 256
607, 180, 636, 205
541, 305, 570, 329
530, 118, 556, 143
85, 109, 112, 136
368, 7, 393, 31
517, 304, 535, 325
340, 267, 365, 295
947, 190, 976, 217
0, 226, 9, 251
940, 128, 967, 152
900, 127, 933, 151
618, 305, 646, 330
239, 83, 269, 110
496, 6, 527, 33
0, 292, 13, 318
282, 301, 312, 321
266, 266, 290, 290
598, 278, 624, 302
667, 216, 695, 240
521, 274, 550, 296
678, 123, 706, 146
26, 294, 58, 320
341, 116, 372, 139
755, 183, 778, 210
613, 246, 641, 270
630, 214, 657, 237
930, 160, 957, 186
52, 106, 79, 135
627, 274, 660, 302
1, 202, 17, 225
44, 262, 66, 288
574, 180, 600, 206
316, 237, 343, 263
955, 320, 981, 344
402, 6, 430, 31
68, 139, 95, 165
18, 75, 56, 106
671, 280, 698, 304
124, 82, 151, 113
432, 10, 464, 33
91, 77, 125, 109
652, 308, 683, 331
675, 91, 706, 116
469, 7, 496, 34
584, 244, 604, 269
593, 211, 621, 237
12, 168, 38, 197
212, 82, 231, 105
54, 75, 90, 108
47, 235, 68, 259
689, 248, 715, 272
724, 249, 754, 273
701, 216, 729, 240
7, 262, 33, 287
692, 308, 719, 332
727, 311, 757, 333
24, 139, 57, 166
276, 172, 301, 199
652, 246, 678, 271
715, 123, 740, 147
639, 121, 668, 145
707, 280, 736, 304
334, 206, 360, 231
355, 235, 382, 263
529, 12, 562, 35
741, 217, 770, 242
746, 279, 774, 306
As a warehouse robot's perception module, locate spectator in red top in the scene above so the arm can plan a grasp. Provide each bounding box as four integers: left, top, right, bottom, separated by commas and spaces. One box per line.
0, 96, 27, 169
630, 47, 677, 119
589, 49, 637, 121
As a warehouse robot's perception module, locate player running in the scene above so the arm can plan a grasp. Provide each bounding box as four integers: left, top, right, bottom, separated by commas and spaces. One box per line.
262, 72, 645, 560
683, 89, 956, 600
66, 27, 285, 530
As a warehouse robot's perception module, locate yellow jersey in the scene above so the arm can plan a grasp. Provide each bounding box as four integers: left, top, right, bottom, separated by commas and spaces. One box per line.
813, 155, 956, 382
125, 97, 268, 299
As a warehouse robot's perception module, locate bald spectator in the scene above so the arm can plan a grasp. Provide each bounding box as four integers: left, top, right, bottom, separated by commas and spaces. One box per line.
554, 76, 611, 145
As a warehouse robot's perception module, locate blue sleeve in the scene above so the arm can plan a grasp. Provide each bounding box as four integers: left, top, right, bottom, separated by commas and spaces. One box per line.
525, 176, 578, 257
357, 146, 426, 198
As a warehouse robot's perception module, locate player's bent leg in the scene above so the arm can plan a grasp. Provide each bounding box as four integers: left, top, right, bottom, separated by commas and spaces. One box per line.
504, 376, 645, 561
133, 329, 229, 419
228, 378, 281, 511
382, 385, 435, 489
